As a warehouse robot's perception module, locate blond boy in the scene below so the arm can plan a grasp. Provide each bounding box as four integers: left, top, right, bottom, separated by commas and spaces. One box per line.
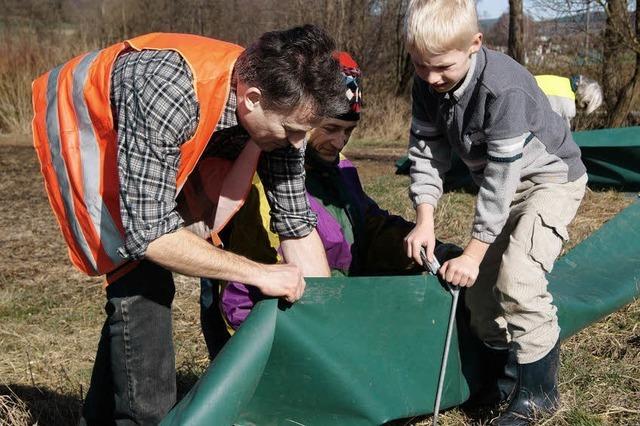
402, 1, 587, 424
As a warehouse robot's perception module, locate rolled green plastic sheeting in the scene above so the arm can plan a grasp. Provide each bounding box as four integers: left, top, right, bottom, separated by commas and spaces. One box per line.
163, 200, 640, 425
164, 274, 469, 426
396, 126, 640, 189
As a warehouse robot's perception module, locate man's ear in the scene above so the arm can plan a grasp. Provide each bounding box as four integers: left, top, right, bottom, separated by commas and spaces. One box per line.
242, 86, 262, 112
468, 32, 483, 55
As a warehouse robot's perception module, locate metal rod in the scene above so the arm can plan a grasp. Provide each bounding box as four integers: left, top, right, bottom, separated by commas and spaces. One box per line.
433, 285, 460, 426
419, 247, 461, 425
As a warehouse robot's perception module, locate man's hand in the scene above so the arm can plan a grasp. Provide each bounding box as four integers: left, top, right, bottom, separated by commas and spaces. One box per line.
254, 263, 306, 303
404, 203, 436, 265
439, 254, 480, 287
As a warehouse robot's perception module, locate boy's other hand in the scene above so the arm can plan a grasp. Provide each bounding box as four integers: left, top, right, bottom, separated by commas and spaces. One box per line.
404, 223, 436, 266
405, 203, 436, 265
440, 254, 480, 287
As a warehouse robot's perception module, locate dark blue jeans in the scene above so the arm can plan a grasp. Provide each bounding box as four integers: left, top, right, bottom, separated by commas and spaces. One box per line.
80, 261, 176, 425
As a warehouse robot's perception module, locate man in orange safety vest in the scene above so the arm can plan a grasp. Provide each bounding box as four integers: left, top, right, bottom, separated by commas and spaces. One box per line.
32, 25, 347, 423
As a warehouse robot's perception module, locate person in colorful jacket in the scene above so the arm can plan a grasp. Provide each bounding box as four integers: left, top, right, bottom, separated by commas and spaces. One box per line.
535, 74, 603, 128
33, 26, 348, 424
199, 52, 456, 345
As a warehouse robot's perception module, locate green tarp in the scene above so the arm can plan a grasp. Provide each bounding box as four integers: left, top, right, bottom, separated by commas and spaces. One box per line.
165, 275, 469, 426
395, 126, 640, 189
163, 200, 640, 426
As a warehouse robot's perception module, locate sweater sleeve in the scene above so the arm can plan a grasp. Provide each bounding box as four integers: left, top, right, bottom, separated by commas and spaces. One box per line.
472, 88, 534, 243
408, 78, 451, 208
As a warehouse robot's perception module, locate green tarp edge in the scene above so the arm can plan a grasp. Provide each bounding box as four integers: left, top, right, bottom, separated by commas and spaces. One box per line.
395, 126, 640, 188
164, 301, 278, 425
553, 198, 640, 339
572, 126, 640, 147
163, 199, 640, 426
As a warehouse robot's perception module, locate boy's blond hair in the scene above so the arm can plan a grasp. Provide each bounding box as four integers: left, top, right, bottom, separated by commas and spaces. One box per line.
405, 0, 480, 55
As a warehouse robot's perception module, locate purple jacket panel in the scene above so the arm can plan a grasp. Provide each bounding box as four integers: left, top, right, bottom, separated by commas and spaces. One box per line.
221, 174, 356, 330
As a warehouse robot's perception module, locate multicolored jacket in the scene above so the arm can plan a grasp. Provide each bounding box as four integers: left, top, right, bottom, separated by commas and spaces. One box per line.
221, 154, 419, 330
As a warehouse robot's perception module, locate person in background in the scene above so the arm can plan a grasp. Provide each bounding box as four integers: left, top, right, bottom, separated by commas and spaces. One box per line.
200, 52, 458, 340
535, 74, 603, 128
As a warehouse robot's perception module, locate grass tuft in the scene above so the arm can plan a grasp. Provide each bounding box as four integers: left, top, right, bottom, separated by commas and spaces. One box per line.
0, 393, 32, 426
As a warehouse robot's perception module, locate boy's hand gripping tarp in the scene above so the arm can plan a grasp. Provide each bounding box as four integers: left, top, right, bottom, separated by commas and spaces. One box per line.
163, 200, 640, 425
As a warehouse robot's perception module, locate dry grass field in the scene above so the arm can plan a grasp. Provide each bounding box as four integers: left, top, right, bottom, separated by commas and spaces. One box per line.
0, 134, 638, 425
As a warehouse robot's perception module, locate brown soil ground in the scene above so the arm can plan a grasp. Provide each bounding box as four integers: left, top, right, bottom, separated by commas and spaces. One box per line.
0, 134, 638, 425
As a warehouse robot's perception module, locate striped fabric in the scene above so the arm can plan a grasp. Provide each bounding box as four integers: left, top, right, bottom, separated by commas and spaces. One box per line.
408, 46, 585, 244
32, 33, 247, 277
35, 49, 127, 275
486, 133, 531, 163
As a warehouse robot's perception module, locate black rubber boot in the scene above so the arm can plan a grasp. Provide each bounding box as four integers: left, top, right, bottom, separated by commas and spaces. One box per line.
455, 289, 517, 409
463, 345, 518, 408
492, 340, 561, 425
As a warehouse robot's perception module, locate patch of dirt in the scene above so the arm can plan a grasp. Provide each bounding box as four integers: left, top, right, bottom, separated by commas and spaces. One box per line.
0, 133, 31, 146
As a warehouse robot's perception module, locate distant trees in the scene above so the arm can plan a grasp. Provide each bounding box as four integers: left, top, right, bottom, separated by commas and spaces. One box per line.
509, 0, 526, 63
601, 0, 640, 127
526, 0, 640, 127
3, 0, 640, 132
484, 11, 536, 53
0, 0, 420, 137
1, 0, 416, 94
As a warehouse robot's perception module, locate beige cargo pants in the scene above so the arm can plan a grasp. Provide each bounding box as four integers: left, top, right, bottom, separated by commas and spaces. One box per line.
465, 174, 588, 364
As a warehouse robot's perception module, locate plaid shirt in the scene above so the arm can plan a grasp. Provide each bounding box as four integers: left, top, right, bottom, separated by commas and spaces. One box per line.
111, 49, 316, 260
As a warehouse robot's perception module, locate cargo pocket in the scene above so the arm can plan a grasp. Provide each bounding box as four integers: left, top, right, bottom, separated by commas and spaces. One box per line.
528, 212, 569, 273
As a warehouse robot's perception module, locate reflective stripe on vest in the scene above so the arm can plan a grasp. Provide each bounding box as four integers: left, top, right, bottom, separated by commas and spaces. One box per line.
212, 141, 262, 232
45, 63, 99, 273
39, 52, 126, 275
535, 75, 576, 100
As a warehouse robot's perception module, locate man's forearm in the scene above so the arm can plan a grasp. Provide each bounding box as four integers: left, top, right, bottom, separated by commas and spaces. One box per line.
146, 228, 307, 302
145, 228, 262, 285
280, 228, 330, 277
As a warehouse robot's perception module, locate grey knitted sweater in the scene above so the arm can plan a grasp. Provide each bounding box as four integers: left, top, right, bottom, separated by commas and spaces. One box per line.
408, 47, 586, 243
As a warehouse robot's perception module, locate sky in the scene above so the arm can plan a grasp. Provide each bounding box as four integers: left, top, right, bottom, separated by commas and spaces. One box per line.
477, 0, 528, 20
477, 0, 561, 21
478, 0, 509, 19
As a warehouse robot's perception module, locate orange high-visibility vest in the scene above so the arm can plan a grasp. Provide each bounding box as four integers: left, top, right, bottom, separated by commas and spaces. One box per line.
32, 33, 260, 276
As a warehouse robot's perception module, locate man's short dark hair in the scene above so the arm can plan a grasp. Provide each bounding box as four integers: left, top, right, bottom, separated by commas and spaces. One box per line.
236, 25, 349, 119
